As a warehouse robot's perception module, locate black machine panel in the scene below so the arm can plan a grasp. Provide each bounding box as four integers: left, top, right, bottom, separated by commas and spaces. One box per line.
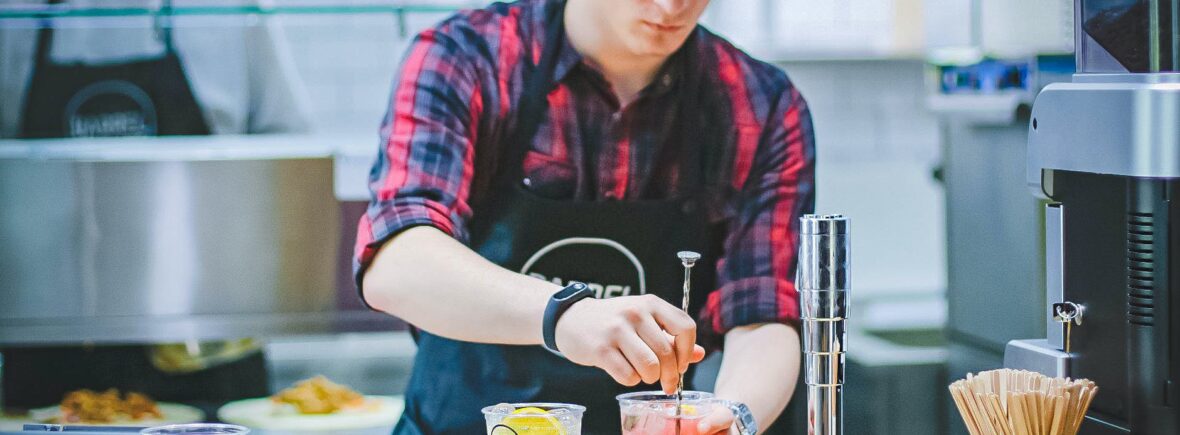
1051, 170, 1179, 434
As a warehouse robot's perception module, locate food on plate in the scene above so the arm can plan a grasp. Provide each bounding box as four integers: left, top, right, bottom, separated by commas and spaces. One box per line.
220, 377, 402, 431
58, 389, 163, 423
270, 376, 365, 414
0, 391, 202, 431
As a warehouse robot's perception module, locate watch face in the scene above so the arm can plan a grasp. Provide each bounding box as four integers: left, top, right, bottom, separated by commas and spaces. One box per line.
556, 282, 588, 299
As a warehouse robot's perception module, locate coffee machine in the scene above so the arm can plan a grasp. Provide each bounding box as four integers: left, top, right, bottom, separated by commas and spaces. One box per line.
1003, 0, 1179, 434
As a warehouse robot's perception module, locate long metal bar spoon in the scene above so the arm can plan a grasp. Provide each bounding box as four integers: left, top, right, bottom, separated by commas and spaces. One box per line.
675, 251, 701, 435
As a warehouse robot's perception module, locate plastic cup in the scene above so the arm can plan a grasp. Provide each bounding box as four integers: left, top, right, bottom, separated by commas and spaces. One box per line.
140, 423, 250, 434
481, 402, 585, 434
617, 391, 721, 435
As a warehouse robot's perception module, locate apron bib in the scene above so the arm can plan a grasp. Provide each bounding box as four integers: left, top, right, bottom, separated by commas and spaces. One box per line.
395, 2, 721, 434
19, 12, 209, 138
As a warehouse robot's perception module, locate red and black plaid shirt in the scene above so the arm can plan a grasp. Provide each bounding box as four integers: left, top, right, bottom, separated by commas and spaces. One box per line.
355, 0, 816, 345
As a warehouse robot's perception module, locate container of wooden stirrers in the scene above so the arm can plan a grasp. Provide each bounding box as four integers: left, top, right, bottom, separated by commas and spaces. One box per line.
949, 369, 1098, 435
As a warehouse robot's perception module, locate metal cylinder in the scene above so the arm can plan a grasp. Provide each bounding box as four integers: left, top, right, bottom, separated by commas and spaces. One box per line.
798, 214, 850, 435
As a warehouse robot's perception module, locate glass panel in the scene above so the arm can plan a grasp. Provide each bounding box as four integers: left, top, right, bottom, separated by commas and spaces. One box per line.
0, 1, 475, 20
1079, 0, 1179, 72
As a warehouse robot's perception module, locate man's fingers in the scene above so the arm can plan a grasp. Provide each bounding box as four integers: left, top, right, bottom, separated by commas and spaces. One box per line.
636, 317, 680, 393
601, 348, 642, 386
697, 407, 736, 435
692, 344, 706, 363
649, 297, 697, 334
618, 332, 662, 385
649, 299, 697, 373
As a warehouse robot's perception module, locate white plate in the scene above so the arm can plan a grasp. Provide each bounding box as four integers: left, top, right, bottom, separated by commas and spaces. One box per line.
0, 402, 205, 431
217, 396, 404, 431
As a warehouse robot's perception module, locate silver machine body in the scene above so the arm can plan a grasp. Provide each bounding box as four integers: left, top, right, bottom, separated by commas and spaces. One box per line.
0, 136, 395, 345
798, 214, 850, 435
1004, 0, 1180, 433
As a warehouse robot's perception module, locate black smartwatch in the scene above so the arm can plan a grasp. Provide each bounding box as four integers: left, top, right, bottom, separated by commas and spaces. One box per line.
542, 281, 595, 354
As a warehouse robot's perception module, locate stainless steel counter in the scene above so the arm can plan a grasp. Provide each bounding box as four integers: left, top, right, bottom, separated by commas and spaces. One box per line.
0, 135, 396, 345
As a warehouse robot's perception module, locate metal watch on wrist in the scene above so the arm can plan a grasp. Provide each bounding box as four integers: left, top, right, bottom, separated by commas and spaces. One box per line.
541, 281, 594, 355
722, 399, 758, 435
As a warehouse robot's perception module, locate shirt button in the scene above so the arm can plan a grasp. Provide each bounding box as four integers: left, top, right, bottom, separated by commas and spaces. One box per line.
522, 177, 532, 187
611, 112, 622, 122
661, 74, 673, 88
604, 191, 618, 200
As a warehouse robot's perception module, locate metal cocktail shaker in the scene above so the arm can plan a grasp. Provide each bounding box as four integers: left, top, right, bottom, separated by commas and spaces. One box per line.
798, 214, 850, 435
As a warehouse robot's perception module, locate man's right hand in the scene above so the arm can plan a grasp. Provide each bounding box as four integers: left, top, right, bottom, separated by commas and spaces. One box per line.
554, 294, 706, 393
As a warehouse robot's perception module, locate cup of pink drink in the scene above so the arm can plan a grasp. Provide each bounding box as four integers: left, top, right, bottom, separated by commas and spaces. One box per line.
617, 391, 755, 435
618, 389, 717, 433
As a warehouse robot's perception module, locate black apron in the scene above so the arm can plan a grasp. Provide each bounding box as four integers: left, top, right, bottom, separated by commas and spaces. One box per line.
393, 2, 721, 434
18, 11, 209, 138
2, 19, 263, 412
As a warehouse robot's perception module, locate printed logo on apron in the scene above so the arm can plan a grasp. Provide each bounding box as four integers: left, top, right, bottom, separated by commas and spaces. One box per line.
520, 237, 646, 298
63, 80, 158, 137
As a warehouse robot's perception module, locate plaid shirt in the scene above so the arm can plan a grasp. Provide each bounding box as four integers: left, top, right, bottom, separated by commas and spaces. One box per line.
355, 0, 816, 345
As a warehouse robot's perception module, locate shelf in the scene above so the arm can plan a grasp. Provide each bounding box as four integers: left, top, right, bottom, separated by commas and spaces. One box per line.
0, 2, 463, 19
0, 311, 403, 345
0, 134, 342, 162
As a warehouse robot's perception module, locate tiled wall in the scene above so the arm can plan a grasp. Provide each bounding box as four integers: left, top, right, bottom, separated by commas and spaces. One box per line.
279, 11, 948, 298
779, 60, 940, 163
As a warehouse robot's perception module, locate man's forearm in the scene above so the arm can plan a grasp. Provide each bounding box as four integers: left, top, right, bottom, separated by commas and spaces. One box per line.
361, 226, 560, 345
714, 323, 801, 430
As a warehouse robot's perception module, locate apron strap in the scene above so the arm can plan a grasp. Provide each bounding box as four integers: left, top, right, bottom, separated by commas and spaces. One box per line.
633, 31, 714, 198
158, 0, 179, 55
33, 0, 181, 68
496, 0, 568, 188
32, 0, 63, 66
679, 37, 707, 192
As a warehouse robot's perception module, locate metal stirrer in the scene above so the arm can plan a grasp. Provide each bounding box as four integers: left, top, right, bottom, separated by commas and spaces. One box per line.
675, 251, 701, 435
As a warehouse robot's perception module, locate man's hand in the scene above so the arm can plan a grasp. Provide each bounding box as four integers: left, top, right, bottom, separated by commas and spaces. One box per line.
697, 408, 737, 435
555, 294, 705, 393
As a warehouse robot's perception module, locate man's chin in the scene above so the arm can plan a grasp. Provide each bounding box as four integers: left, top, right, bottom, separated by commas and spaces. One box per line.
627, 38, 689, 58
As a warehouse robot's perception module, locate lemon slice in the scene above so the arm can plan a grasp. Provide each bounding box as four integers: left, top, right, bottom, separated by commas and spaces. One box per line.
679, 404, 698, 416
501, 407, 565, 435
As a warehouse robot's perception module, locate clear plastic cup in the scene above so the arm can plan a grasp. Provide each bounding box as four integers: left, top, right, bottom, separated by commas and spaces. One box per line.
140, 423, 250, 434
481, 402, 585, 434
618, 391, 715, 435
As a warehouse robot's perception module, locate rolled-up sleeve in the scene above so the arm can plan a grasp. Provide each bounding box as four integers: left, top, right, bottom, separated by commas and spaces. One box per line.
353, 21, 485, 301
699, 84, 816, 348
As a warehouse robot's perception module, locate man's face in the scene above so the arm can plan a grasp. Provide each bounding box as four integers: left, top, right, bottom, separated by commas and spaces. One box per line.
597, 0, 711, 57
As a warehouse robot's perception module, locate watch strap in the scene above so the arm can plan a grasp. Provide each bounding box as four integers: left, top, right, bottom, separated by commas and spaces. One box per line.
721, 400, 758, 435
542, 281, 593, 354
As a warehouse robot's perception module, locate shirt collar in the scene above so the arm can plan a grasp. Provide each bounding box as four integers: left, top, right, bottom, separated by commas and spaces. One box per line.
553, 30, 583, 83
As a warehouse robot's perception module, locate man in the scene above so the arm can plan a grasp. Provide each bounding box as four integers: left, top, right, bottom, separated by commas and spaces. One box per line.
355, 0, 815, 433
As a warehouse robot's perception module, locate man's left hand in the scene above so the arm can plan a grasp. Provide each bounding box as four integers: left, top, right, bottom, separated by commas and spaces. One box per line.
696, 407, 736, 435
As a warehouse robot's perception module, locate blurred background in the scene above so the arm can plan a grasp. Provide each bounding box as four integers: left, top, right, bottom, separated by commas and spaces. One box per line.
0, 0, 1075, 433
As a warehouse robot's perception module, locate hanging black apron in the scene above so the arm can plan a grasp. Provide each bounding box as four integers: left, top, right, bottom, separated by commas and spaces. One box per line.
18, 11, 210, 138
393, 2, 723, 434
2, 19, 265, 412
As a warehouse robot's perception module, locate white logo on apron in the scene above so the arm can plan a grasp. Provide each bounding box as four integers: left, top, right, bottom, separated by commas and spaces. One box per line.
520, 237, 646, 298
63, 80, 158, 137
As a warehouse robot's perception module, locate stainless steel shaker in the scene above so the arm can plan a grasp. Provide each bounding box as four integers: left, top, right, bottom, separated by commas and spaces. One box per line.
797, 214, 850, 435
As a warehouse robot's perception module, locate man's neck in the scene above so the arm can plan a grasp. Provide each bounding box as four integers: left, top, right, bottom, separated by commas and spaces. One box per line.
564, 0, 668, 107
